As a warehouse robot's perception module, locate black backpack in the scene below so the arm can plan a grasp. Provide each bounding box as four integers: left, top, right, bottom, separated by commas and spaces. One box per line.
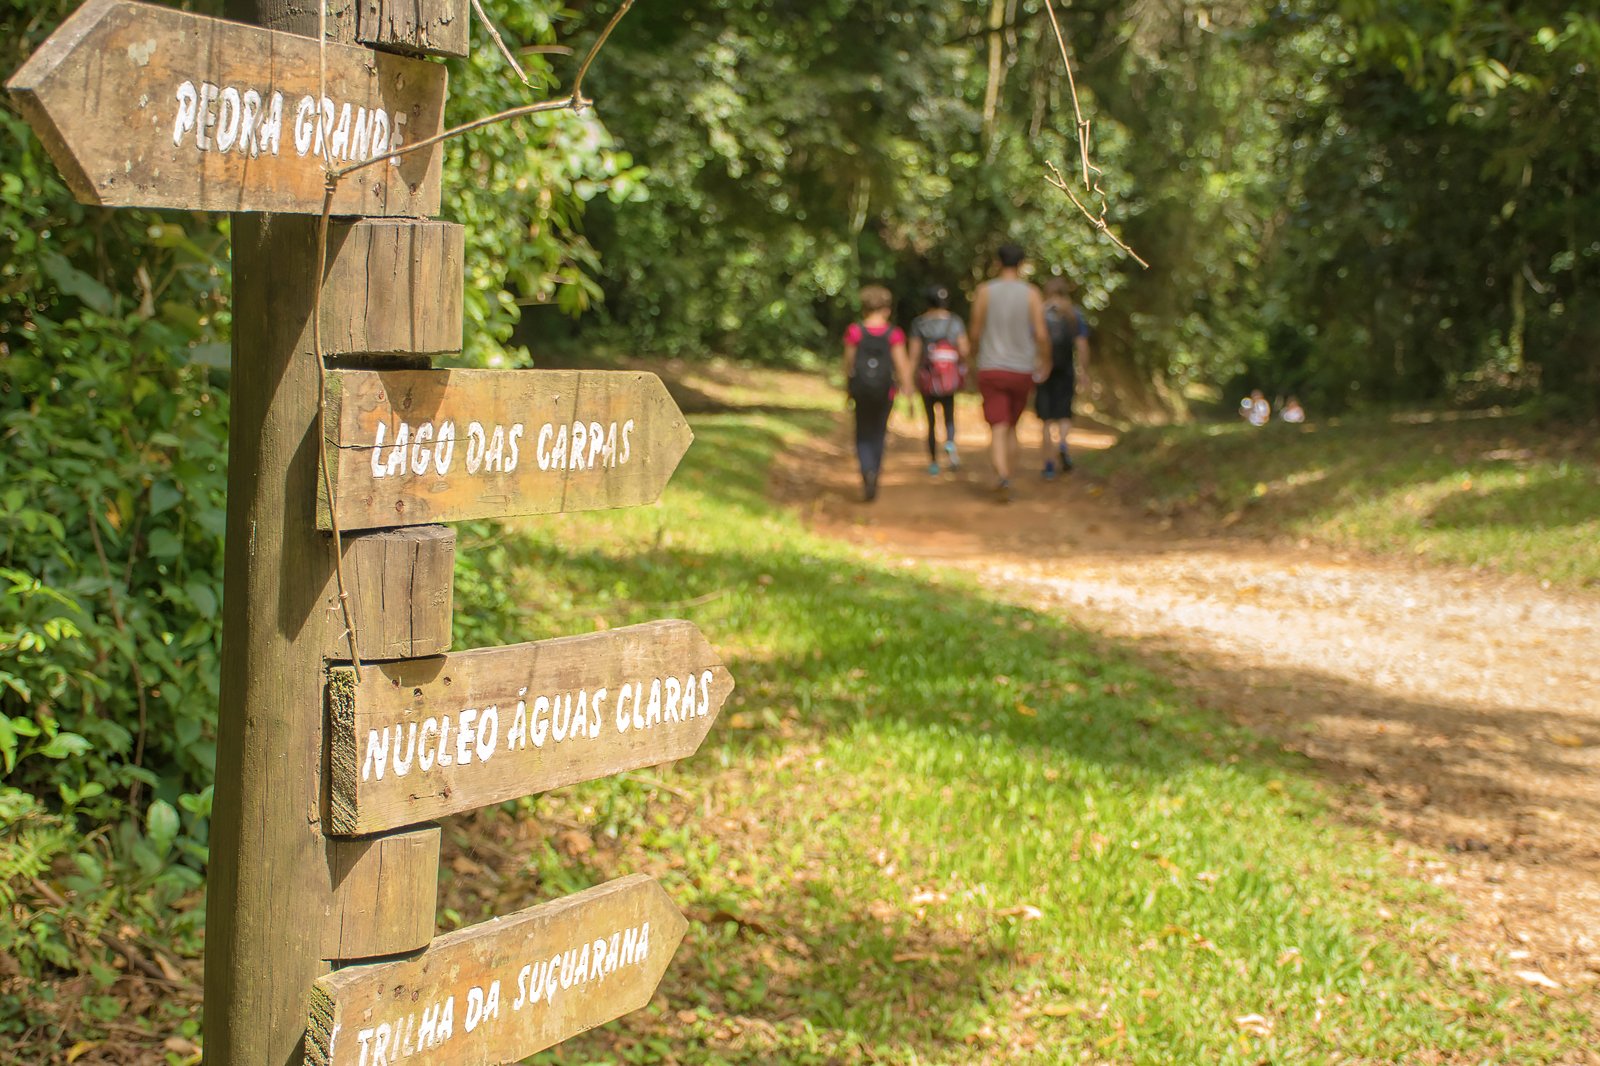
849, 325, 896, 400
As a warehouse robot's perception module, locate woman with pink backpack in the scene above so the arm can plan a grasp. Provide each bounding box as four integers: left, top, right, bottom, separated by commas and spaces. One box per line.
907, 285, 972, 476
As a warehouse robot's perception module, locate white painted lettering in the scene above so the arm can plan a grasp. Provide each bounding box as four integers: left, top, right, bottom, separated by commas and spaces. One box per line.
418, 719, 438, 772
646, 679, 663, 727
434, 421, 456, 474
476, 705, 498, 762
410, 422, 434, 476
531, 696, 550, 747
293, 94, 316, 155
239, 89, 261, 156
384, 422, 410, 478
330, 102, 353, 160
215, 87, 242, 153
507, 695, 527, 750
507, 424, 523, 471
172, 81, 198, 147
437, 715, 453, 767
362, 728, 388, 782
455, 707, 477, 767
258, 91, 284, 156
196, 82, 220, 151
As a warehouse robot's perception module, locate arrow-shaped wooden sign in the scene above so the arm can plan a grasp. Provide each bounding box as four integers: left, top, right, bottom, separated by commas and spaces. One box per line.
5, 0, 446, 215
327, 620, 733, 835
319, 368, 695, 531
307, 874, 687, 1066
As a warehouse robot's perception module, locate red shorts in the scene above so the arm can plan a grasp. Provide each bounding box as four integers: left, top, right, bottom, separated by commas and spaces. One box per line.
978, 370, 1034, 427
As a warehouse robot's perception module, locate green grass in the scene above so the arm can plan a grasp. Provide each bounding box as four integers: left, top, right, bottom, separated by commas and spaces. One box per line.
1091, 408, 1600, 587
434, 402, 1591, 1064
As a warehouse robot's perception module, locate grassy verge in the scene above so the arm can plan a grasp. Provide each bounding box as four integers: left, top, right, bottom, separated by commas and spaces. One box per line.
1090, 408, 1600, 587
435, 393, 1589, 1063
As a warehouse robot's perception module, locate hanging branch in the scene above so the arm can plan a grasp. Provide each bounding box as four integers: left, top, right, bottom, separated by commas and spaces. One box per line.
1040, 0, 1147, 269
328, 0, 635, 182
471, 0, 532, 86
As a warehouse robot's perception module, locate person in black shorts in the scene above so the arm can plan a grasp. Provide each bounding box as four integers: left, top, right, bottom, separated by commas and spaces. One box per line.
1037, 276, 1090, 478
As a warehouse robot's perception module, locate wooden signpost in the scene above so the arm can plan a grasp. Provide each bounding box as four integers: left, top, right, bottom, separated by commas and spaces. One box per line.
327, 620, 734, 834
9, 1, 723, 1062
320, 368, 694, 530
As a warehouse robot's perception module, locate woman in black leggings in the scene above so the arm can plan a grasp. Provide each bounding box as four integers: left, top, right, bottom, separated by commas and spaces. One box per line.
843, 285, 911, 502
907, 285, 972, 475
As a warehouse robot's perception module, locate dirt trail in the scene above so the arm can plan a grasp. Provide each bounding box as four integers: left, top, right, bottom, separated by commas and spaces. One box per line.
773, 400, 1600, 999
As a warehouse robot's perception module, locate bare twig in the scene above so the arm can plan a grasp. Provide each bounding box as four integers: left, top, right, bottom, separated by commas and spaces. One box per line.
1047, 162, 1150, 269
572, 0, 635, 102
471, 0, 532, 86
1040, 0, 1147, 268
330, 0, 637, 182
313, 182, 363, 672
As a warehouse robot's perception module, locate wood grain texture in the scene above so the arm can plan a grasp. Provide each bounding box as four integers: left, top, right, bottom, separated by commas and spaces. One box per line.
320, 221, 464, 356
325, 825, 439, 961
358, 0, 469, 58
307, 875, 687, 1066
6, 0, 445, 216
319, 368, 694, 531
203, 216, 342, 1065
326, 620, 733, 835
323, 526, 455, 662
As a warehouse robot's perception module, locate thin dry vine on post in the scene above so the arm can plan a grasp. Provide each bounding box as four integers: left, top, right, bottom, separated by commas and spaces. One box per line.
1040, 0, 1148, 269
309, 0, 639, 672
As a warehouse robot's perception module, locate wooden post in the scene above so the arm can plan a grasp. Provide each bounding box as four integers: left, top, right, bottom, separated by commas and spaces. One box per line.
204, 208, 343, 1062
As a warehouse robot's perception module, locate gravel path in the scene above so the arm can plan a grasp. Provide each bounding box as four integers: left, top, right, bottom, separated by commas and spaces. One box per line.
777, 404, 1600, 1000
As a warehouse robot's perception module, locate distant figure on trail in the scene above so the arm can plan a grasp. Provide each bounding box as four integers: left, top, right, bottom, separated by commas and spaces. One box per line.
1240, 389, 1270, 427
970, 243, 1050, 502
843, 284, 911, 503
1038, 276, 1091, 478
1280, 395, 1306, 423
908, 284, 970, 476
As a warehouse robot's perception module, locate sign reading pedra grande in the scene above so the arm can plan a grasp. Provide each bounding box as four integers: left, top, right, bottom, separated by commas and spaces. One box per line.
4, 0, 446, 215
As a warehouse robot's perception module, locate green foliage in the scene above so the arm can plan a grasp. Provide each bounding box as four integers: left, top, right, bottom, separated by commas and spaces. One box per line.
561, 0, 1599, 412
1096, 409, 1600, 586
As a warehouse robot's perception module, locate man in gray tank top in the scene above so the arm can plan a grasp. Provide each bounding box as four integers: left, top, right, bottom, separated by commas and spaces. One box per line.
970, 243, 1049, 501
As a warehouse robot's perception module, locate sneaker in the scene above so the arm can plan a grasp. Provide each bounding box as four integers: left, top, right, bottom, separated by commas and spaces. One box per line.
1042, 460, 1057, 481
863, 472, 879, 502
944, 440, 960, 469
928, 462, 942, 476
995, 479, 1013, 504
1059, 448, 1073, 473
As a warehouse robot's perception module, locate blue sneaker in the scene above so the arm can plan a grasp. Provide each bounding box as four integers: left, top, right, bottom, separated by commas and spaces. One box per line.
1043, 460, 1057, 481
944, 440, 960, 469
927, 462, 941, 476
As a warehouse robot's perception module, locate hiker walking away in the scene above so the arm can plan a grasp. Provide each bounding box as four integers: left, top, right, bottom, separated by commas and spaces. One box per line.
1038, 276, 1091, 478
843, 284, 912, 502
908, 284, 971, 476
969, 243, 1050, 502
